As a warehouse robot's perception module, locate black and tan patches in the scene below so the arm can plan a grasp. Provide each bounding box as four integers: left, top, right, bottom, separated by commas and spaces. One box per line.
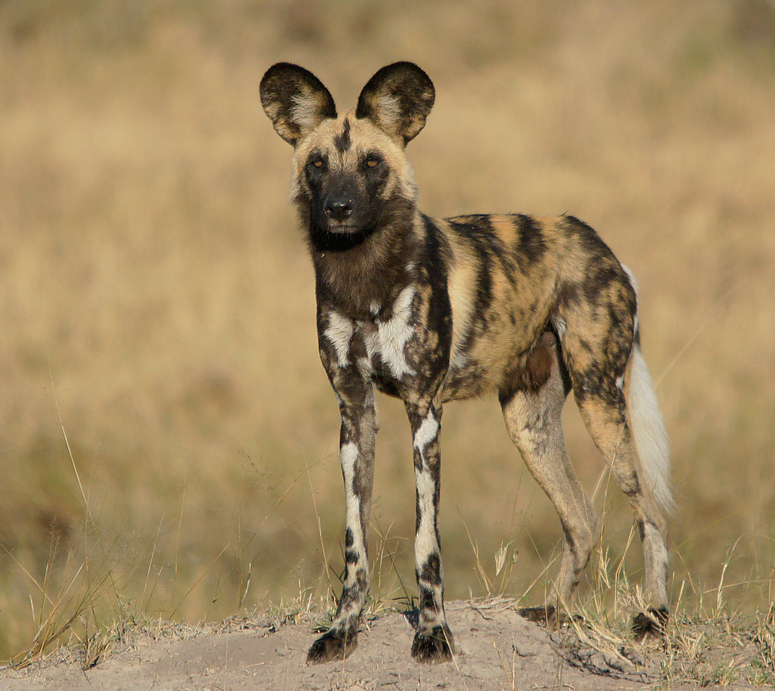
263, 61, 671, 665
513, 214, 548, 268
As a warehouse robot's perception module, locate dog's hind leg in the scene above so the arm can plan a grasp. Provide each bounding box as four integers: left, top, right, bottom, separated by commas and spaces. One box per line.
572, 350, 671, 637
500, 332, 599, 622
559, 274, 671, 636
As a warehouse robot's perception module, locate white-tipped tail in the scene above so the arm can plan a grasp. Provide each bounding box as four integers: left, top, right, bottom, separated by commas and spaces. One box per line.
628, 344, 674, 514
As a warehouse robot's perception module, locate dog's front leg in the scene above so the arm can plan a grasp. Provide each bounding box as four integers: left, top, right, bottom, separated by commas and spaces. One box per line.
406, 401, 454, 662
307, 377, 377, 664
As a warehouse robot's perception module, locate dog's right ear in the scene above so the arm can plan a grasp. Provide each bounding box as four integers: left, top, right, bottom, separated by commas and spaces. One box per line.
260, 63, 337, 145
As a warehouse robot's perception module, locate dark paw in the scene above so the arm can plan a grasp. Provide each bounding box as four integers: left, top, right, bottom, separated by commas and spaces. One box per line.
632, 606, 669, 640
411, 625, 454, 663
519, 605, 556, 625
518, 605, 584, 628
306, 628, 358, 664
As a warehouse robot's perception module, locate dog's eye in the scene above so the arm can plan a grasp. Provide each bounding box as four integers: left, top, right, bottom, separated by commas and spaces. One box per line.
307, 156, 325, 171
364, 155, 382, 169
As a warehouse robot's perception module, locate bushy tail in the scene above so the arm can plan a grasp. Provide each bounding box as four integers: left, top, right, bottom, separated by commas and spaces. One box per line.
628, 343, 674, 514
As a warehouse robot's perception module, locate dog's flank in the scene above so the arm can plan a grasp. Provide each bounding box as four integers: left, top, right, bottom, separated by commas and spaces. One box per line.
261, 61, 672, 663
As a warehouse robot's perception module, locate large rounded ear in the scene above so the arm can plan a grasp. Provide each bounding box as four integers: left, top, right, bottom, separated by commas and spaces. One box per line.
355, 62, 435, 145
260, 63, 337, 145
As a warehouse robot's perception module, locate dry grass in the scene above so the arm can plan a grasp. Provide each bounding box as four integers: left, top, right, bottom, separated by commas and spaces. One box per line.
1, 0, 774, 677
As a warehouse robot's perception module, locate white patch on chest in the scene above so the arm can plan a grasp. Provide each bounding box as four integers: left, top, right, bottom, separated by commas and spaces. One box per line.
365, 285, 416, 379
325, 311, 354, 367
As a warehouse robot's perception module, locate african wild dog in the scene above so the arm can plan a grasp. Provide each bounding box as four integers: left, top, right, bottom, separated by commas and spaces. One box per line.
260, 62, 672, 664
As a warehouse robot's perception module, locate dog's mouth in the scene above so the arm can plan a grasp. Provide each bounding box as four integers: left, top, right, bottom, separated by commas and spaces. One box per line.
325, 221, 359, 233
311, 222, 375, 253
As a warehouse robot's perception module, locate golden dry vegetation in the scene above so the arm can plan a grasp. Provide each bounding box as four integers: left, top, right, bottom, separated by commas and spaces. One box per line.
1, 0, 774, 673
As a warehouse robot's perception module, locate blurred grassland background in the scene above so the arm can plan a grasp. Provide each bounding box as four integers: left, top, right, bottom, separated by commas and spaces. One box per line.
1, 0, 774, 661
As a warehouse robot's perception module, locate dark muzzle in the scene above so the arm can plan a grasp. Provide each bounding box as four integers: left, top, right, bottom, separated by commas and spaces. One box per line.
324, 196, 355, 223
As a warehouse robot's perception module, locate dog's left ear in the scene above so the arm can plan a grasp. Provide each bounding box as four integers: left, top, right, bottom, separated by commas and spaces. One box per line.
356, 62, 435, 145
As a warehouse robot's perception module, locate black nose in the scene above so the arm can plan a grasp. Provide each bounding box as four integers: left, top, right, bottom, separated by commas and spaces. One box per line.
324, 198, 354, 223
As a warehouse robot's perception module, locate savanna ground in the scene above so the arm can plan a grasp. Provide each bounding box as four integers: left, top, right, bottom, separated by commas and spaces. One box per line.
0, 0, 774, 687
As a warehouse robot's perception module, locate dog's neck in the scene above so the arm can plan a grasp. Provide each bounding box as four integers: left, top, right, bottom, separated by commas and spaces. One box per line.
302, 204, 421, 321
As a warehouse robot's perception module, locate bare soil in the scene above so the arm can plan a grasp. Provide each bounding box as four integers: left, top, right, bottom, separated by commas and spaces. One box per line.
0, 600, 754, 691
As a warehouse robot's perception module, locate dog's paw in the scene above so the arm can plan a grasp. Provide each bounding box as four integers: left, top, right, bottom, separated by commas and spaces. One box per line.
518, 605, 585, 629
518, 605, 556, 625
632, 606, 669, 640
306, 628, 358, 664
411, 624, 454, 663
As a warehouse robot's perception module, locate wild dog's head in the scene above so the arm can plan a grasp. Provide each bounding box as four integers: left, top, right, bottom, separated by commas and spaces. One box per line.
260, 62, 435, 251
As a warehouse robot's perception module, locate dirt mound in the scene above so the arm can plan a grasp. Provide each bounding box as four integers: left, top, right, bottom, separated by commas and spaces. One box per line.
0, 600, 750, 691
